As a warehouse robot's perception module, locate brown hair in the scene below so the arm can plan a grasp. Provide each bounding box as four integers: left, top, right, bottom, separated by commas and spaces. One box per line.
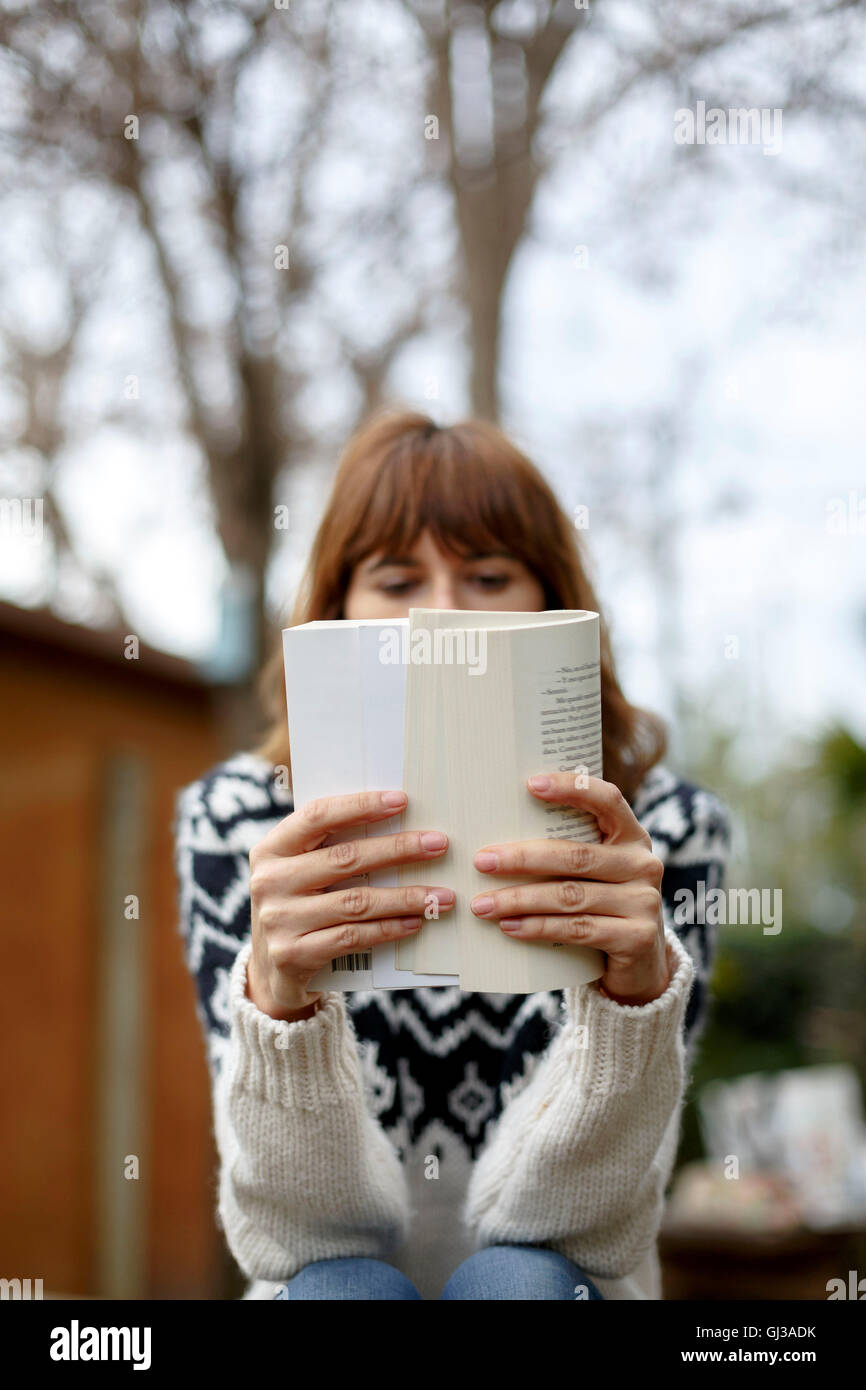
254, 407, 666, 803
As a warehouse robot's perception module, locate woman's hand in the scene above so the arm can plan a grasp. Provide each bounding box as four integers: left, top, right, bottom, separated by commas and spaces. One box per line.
247, 790, 453, 1021
469, 773, 671, 1006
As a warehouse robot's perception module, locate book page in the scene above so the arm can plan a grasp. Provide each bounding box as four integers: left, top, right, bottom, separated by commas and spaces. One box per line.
283, 624, 376, 991
444, 615, 606, 992
284, 620, 455, 991
397, 612, 461, 973
359, 623, 456, 987
399, 609, 558, 972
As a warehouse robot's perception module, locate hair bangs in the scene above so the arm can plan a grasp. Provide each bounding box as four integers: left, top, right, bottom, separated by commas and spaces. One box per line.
342, 425, 541, 575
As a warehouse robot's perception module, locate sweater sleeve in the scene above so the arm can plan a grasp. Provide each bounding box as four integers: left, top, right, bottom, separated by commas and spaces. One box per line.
213, 940, 412, 1284
648, 780, 733, 1063
172, 757, 412, 1287
460, 923, 694, 1280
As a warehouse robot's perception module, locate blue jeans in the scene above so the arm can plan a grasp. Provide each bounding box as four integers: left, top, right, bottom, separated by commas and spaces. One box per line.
272, 1245, 605, 1300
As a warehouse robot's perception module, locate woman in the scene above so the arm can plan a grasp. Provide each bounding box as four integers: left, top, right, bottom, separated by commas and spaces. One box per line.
174, 408, 731, 1301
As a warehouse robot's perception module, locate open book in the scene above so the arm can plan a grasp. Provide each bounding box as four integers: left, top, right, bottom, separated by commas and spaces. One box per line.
283, 609, 606, 994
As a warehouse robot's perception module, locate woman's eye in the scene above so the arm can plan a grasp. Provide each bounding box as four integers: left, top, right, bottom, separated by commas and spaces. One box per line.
378, 572, 510, 594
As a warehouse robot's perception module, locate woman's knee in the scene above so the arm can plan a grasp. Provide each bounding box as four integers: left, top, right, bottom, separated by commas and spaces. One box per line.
440, 1244, 605, 1301
274, 1256, 422, 1301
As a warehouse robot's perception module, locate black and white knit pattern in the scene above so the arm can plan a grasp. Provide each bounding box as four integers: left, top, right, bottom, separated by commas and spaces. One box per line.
173, 754, 731, 1163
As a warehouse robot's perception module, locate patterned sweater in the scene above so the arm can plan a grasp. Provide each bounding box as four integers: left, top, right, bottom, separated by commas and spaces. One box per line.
173, 752, 731, 1300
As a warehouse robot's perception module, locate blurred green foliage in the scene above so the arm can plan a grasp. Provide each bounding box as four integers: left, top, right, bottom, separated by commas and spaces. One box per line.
676, 722, 866, 1167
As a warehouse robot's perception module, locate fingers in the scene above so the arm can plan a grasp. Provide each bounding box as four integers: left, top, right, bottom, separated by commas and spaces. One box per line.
287, 826, 450, 893
258, 789, 410, 860
248, 788, 460, 989
526, 774, 653, 846
304, 883, 456, 933
472, 837, 661, 885
275, 913, 431, 976
254, 880, 455, 939
470, 878, 661, 924
491, 912, 663, 961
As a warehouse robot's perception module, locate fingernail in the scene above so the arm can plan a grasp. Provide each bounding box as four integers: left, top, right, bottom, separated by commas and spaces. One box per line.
431, 888, 455, 905
474, 851, 498, 870
421, 831, 447, 851
471, 895, 494, 915
528, 776, 551, 791
381, 790, 407, 806
499, 920, 522, 932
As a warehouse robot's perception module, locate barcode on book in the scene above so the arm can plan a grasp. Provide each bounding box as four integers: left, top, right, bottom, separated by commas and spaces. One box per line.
332, 952, 372, 973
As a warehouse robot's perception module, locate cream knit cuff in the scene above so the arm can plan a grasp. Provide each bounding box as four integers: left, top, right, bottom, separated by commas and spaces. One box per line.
226, 940, 364, 1110
559, 924, 696, 1091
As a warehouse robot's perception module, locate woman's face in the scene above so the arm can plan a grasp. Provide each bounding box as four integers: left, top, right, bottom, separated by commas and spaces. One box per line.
343, 528, 546, 619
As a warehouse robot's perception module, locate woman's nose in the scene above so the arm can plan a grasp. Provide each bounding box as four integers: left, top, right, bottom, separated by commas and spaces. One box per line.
431, 578, 460, 609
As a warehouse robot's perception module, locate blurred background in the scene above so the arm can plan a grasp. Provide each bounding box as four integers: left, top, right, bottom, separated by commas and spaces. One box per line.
1, 0, 864, 1300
